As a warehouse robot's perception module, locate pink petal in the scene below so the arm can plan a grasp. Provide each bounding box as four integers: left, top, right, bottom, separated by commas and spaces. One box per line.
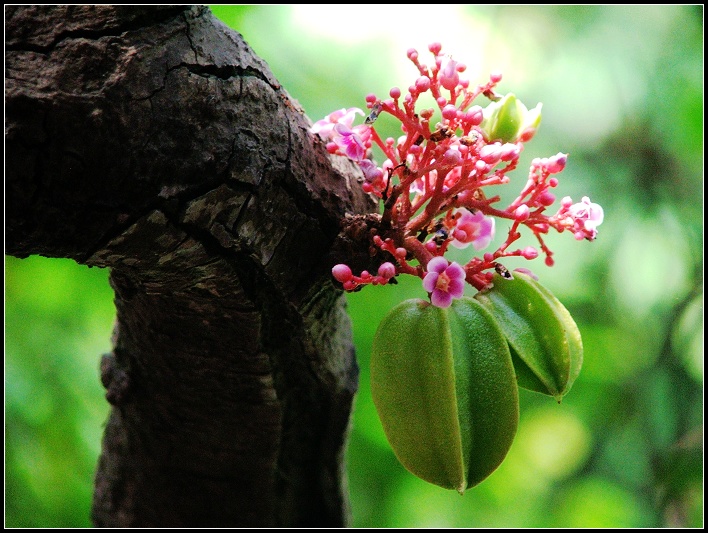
431, 290, 453, 308
447, 278, 465, 298
427, 256, 449, 274
445, 262, 465, 281
422, 272, 439, 293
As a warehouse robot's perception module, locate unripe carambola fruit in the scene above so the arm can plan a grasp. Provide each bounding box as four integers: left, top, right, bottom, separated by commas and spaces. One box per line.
371, 297, 519, 493
475, 272, 583, 402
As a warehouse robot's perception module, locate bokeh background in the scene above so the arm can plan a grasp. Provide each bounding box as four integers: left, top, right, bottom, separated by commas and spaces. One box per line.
5, 5, 703, 527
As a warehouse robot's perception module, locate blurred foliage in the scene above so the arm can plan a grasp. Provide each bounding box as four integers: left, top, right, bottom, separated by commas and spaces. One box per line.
5, 4, 703, 528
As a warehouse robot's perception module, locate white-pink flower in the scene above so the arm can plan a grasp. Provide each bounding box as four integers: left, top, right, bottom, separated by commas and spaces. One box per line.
450, 208, 495, 250
310, 108, 364, 140
422, 257, 466, 308
569, 196, 604, 240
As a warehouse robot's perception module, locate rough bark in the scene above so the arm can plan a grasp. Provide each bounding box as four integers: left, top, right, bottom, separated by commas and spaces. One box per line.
5, 5, 375, 527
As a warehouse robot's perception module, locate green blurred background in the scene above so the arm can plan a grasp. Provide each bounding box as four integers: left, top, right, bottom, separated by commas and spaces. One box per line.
5, 5, 703, 527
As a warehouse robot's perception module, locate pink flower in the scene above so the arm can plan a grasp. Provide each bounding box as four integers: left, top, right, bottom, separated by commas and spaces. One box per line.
310, 108, 364, 140
569, 196, 604, 240
450, 208, 495, 250
422, 257, 466, 308
332, 123, 366, 161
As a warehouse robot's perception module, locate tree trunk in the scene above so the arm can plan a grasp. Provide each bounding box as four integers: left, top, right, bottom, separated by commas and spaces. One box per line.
5, 5, 374, 527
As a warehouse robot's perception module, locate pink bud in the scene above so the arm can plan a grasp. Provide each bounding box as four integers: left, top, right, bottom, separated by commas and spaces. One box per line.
378, 262, 396, 279
515, 204, 530, 221
499, 143, 520, 162
332, 264, 353, 282
442, 104, 458, 120
547, 152, 567, 174
390, 87, 401, 99
428, 42, 442, 55
416, 76, 431, 92
538, 192, 556, 206
443, 148, 462, 165
407, 48, 418, 60
479, 143, 503, 164
490, 71, 503, 83
522, 246, 538, 259
465, 106, 484, 126
440, 58, 459, 91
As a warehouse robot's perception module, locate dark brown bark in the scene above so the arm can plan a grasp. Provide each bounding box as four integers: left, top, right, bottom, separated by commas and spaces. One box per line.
5, 5, 375, 527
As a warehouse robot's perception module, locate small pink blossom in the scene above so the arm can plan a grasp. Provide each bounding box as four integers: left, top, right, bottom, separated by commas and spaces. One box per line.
422, 257, 466, 308
569, 196, 604, 240
310, 108, 364, 140
332, 123, 367, 162
450, 209, 495, 250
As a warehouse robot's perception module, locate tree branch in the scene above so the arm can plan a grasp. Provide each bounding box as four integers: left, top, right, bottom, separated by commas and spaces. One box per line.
5, 5, 375, 527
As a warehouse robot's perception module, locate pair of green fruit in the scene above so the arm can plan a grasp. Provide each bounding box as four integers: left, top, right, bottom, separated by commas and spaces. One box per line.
370, 271, 583, 494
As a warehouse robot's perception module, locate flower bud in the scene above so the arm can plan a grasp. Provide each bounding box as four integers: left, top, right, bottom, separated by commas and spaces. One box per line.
480, 93, 542, 144
332, 264, 352, 283
514, 204, 530, 221
377, 262, 396, 279
439, 58, 460, 91
547, 152, 567, 174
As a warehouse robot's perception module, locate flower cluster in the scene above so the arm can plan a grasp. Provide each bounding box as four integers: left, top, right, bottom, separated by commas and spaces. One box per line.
313, 43, 603, 308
